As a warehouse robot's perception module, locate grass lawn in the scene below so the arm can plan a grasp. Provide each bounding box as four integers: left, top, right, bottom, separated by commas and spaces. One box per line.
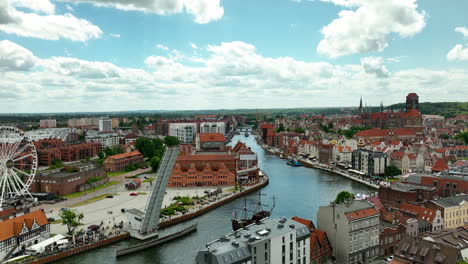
50, 219, 63, 224
60, 181, 120, 200
142, 178, 155, 183
107, 171, 128, 177
69, 193, 117, 208
385, 178, 400, 183
137, 192, 147, 195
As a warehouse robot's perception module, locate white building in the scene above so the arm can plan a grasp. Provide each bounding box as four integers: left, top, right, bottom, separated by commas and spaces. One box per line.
25, 128, 76, 141
99, 118, 112, 132
196, 217, 311, 264
86, 132, 122, 149
318, 200, 380, 264
39, 119, 56, 128
169, 123, 196, 144
200, 122, 226, 135
333, 145, 353, 164
68, 118, 100, 127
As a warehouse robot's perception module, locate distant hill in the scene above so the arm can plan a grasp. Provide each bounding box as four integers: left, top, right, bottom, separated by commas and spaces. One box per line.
386, 102, 468, 118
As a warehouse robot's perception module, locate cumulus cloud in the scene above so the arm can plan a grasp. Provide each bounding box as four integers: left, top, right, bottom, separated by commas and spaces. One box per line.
0, 40, 37, 71
361, 56, 390, 78
317, 0, 426, 58
1, 40, 468, 112
447, 44, 468, 61
447, 27, 468, 61
455, 27, 468, 38
0, 0, 102, 41
109, 33, 120, 38
156, 44, 169, 51
58, 0, 224, 24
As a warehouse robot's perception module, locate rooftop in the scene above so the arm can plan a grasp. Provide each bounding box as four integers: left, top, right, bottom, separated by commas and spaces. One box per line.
431, 195, 468, 208
0, 210, 48, 241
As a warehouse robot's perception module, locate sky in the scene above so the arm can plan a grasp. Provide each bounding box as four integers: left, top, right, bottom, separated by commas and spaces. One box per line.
0, 0, 467, 113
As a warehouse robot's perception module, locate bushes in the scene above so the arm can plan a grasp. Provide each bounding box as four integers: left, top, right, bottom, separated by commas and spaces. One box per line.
86, 176, 102, 184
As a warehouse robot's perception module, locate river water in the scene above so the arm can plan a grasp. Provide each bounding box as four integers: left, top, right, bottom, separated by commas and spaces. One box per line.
60, 134, 373, 264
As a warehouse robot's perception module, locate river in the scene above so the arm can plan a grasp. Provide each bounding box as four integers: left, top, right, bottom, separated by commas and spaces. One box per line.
60, 134, 374, 264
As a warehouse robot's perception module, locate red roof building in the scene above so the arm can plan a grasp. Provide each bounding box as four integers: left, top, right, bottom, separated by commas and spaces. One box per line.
432, 158, 449, 172
292, 216, 332, 264
103, 150, 144, 172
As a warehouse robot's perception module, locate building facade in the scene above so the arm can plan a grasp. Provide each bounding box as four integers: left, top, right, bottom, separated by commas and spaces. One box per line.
103, 150, 144, 172
196, 217, 311, 264
317, 200, 380, 264
0, 210, 50, 260
200, 122, 226, 134
351, 150, 389, 176
428, 195, 468, 229
99, 117, 112, 132
169, 123, 197, 144
39, 119, 56, 128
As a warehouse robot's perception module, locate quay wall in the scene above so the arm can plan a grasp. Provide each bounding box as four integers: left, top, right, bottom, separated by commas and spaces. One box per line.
159, 177, 269, 229
25, 233, 130, 264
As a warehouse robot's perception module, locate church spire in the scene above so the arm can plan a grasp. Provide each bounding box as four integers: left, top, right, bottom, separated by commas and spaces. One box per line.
380, 100, 384, 113
359, 96, 363, 114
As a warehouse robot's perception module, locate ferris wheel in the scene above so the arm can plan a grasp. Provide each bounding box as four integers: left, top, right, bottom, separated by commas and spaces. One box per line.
0, 126, 38, 209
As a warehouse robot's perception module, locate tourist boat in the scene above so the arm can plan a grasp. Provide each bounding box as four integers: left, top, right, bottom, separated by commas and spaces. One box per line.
231, 192, 275, 231
287, 159, 303, 167
244, 131, 249, 137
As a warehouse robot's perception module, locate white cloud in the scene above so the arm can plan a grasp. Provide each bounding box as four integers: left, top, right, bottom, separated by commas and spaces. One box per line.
0, 0, 102, 42
447, 44, 468, 61
0, 40, 37, 71
66, 4, 74, 12
156, 44, 169, 51
10, 0, 55, 15
447, 27, 468, 61
455, 27, 468, 38
189, 42, 198, 49
361, 56, 390, 78
58, 0, 224, 24
1, 40, 468, 112
110, 33, 120, 38
317, 0, 426, 58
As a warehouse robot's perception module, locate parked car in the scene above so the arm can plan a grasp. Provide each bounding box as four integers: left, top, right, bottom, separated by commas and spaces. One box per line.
87, 225, 99, 231
106, 195, 114, 198
47, 217, 55, 222
130, 193, 138, 196
385, 256, 394, 261
60, 208, 68, 212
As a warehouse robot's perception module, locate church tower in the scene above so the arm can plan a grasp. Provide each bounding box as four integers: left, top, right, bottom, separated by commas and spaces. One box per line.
406, 93, 419, 112
359, 96, 363, 114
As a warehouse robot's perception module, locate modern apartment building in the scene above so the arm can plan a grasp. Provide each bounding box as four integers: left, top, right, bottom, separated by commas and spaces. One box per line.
169, 123, 196, 144
86, 132, 122, 149
196, 217, 311, 264
200, 122, 226, 134
317, 200, 380, 264
99, 117, 112, 132
351, 150, 389, 176
39, 119, 56, 128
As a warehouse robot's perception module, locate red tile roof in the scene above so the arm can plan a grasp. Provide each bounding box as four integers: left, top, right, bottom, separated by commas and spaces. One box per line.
391, 151, 405, 160
368, 197, 385, 212
260, 124, 274, 129
356, 128, 416, 138
108, 150, 142, 160
0, 210, 48, 241
199, 133, 225, 142
345, 207, 379, 221
399, 203, 437, 223
401, 109, 421, 117
432, 158, 449, 172
177, 154, 236, 161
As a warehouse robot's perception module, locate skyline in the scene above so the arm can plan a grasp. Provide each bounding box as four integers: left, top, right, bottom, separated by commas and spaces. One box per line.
0, 0, 468, 113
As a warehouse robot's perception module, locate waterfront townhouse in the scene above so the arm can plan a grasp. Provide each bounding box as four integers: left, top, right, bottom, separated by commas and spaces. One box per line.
292, 217, 332, 264
332, 145, 353, 165
196, 218, 311, 264
0, 210, 50, 260
428, 195, 468, 229
317, 200, 380, 264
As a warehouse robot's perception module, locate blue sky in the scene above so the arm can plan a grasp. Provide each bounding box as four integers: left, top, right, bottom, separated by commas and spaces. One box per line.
0, 0, 467, 112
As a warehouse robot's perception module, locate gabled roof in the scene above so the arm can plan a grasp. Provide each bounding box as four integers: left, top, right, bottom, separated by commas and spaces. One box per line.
432, 158, 449, 172
356, 128, 416, 138
0, 210, 48, 241
399, 203, 438, 223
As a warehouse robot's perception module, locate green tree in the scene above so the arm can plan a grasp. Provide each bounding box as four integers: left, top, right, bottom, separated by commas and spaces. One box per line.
51, 158, 62, 166
276, 123, 285, 133
104, 147, 114, 157
439, 133, 450, 140
455, 132, 468, 145
164, 136, 180, 147
150, 156, 161, 172
59, 209, 84, 235
97, 151, 105, 159
335, 191, 354, 204
294, 128, 305, 133
385, 165, 402, 178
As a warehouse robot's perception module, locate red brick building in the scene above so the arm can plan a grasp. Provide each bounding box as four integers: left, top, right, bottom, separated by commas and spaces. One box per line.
259, 123, 275, 146
378, 182, 437, 207
292, 216, 332, 264
34, 139, 101, 166
103, 150, 144, 172
407, 174, 468, 197
196, 133, 226, 151
168, 154, 237, 187
355, 128, 416, 144
232, 141, 259, 181
379, 223, 405, 256
27, 162, 107, 195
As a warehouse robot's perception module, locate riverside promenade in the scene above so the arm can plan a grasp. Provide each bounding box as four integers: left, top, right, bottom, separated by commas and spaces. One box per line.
254, 135, 380, 190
